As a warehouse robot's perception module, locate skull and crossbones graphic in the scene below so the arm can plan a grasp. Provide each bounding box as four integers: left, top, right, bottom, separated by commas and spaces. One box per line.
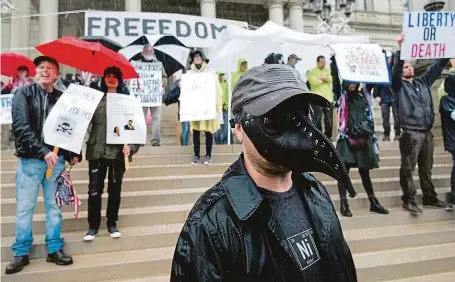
56, 122, 73, 135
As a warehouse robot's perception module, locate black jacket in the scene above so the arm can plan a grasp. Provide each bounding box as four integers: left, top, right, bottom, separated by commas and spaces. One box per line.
391, 51, 449, 131
12, 83, 81, 162
171, 155, 357, 282
440, 94, 455, 152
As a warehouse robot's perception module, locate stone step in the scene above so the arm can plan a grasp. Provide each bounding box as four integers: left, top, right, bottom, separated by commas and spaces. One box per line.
106, 276, 169, 282
386, 271, 455, 282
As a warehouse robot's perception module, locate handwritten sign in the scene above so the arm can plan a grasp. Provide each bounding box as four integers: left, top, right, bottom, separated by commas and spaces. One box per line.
331, 43, 390, 84
401, 12, 455, 60
43, 84, 104, 154
130, 61, 163, 107
179, 72, 217, 122
1, 94, 13, 124
106, 93, 146, 145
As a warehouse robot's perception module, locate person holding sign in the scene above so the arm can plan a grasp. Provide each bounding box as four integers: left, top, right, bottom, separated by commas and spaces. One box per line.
6, 56, 81, 275
83, 66, 140, 242
392, 33, 453, 215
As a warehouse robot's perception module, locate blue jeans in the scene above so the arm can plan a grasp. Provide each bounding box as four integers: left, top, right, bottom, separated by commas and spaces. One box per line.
12, 156, 65, 256
181, 122, 190, 146
214, 110, 228, 145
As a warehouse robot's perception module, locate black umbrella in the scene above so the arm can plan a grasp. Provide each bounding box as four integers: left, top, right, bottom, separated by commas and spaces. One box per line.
79, 36, 123, 52
119, 35, 190, 77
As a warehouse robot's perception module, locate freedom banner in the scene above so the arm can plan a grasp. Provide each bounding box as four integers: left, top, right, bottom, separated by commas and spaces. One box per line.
179, 72, 217, 122
401, 11, 455, 60
130, 61, 163, 107
331, 43, 390, 84
106, 93, 146, 145
43, 84, 104, 154
0, 94, 13, 124
85, 11, 248, 48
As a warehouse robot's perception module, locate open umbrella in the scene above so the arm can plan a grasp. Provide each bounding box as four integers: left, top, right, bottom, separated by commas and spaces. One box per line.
36, 36, 138, 79
80, 36, 123, 52
1, 52, 36, 77
119, 35, 190, 77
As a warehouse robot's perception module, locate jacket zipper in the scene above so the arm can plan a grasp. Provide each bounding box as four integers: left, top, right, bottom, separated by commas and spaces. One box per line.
42, 93, 48, 143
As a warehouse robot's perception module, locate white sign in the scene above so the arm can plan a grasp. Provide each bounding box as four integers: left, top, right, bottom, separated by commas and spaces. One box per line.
43, 84, 104, 154
180, 73, 217, 122
331, 43, 390, 84
401, 12, 455, 60
85, 11, 248, 48
130, 61, 163, 107
1, 94, 13, 124
106, 93, 146, 145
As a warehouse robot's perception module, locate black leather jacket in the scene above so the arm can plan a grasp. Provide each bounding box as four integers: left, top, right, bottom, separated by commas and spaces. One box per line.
171, 155, 357, 282
12, 83, 81, 162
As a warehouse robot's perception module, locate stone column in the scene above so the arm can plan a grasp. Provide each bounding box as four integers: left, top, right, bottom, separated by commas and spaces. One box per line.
125, 0, 142, 12
265, 0, 285, 26
288, 0, 304, 32
10, 0, 31, 56
200, 0, 217, 18
39, 0, 58, 44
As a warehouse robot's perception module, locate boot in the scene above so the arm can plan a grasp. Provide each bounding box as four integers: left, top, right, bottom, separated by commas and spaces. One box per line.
340, 198, 352, 217
5, 255, 29, 274
47, 250, 73, 266
402, 202, 423, 215
369, 197, 389, 214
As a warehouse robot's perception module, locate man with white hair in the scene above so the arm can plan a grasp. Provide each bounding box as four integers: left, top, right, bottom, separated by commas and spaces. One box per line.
141, 44, 167, 146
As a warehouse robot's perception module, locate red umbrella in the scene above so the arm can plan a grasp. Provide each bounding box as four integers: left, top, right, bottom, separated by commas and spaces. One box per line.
1, 53, 36, 77
35, 36, 138, 79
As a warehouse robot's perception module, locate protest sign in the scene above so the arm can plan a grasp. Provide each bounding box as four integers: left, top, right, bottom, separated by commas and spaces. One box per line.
0, 94, 13, 124
85, 11, 248, 48
43, 84, 104, 154
179, 72, 217, 122
106, 93, 146, 145
130, 61, 163, 107
401, 11, 455, 60
331, 43, 390, 84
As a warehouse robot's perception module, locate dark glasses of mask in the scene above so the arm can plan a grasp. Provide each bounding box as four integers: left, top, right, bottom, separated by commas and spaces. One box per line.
261, 107, 312, 136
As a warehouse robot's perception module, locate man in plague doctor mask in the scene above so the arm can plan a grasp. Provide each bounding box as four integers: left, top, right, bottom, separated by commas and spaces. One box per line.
171, 64, 357, 281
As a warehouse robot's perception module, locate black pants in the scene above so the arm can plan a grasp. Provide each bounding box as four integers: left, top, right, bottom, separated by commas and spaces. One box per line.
313, 106, 333, 139
380, 102, 400, 136
399, 130, 437, 203
193, 130, 213, 158
87, 159, 125, 230
338, 167, 375, 199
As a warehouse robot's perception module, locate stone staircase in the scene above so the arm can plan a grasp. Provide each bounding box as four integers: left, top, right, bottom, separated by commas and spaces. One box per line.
1, 141, 455, 282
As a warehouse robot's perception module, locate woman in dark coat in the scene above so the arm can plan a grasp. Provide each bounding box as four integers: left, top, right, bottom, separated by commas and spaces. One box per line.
332, 58, 389, 217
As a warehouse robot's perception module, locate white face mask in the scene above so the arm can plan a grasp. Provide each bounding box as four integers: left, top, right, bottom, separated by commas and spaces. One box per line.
142, 53, 156, 61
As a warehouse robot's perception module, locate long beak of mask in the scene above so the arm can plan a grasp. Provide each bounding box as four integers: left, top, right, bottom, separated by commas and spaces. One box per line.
235, 101, 357, 198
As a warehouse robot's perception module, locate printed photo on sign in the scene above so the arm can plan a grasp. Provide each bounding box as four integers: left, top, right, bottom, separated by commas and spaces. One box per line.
130, 61, 163, 107
106, 93, 146, 145
179, 72, 217, 122
0, 94, 13, 124
287, 229, 321, 271
401, 12, 455, 60
331, 43, 390, 84
43, 84, 104, 154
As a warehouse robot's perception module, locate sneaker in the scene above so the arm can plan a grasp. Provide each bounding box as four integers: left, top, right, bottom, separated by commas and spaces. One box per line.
83, 229, 98, 242
382, 135, 390, 142
402, 202, 422, 215
151, 139, 160, 147
204, 156, 212, 165
423, 198, 447, 208
108, 226, 122, 238
191, 156, 200, 165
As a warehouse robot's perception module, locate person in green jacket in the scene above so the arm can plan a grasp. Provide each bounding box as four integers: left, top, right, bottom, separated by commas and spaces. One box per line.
231, 58, 248, 90
214, 72, 229, 144
438, 59, 455, 101
308, 55, 334, 139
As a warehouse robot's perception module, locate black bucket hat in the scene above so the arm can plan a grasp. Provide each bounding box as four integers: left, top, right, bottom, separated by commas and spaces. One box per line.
189, 48, 209, 64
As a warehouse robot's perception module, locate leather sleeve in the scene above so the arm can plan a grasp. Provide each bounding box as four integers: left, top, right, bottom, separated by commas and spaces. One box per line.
391, 51, 404, 93
12, 87, 50, 159
171, 220, 223, 282
420, 58, 450, 87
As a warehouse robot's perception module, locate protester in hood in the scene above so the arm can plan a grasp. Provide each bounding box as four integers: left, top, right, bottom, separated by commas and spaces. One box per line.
186, 49, 222, 165
392, 33, 453, 214
171, 64, 357, 281
6, 56, 82, 275
308, 55, 334, 140
438, 59, 455, 101
82, 66, 140, 242
332, 58, 389, 217
139, 44, 167, 147
439, 74, 455, 204
374, 51, 401, 141
214, 72, 229, 145
287, 54, 302, 68
264, 53, 285, 64
11, 65, 34, 92
230, 58, 248, 90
